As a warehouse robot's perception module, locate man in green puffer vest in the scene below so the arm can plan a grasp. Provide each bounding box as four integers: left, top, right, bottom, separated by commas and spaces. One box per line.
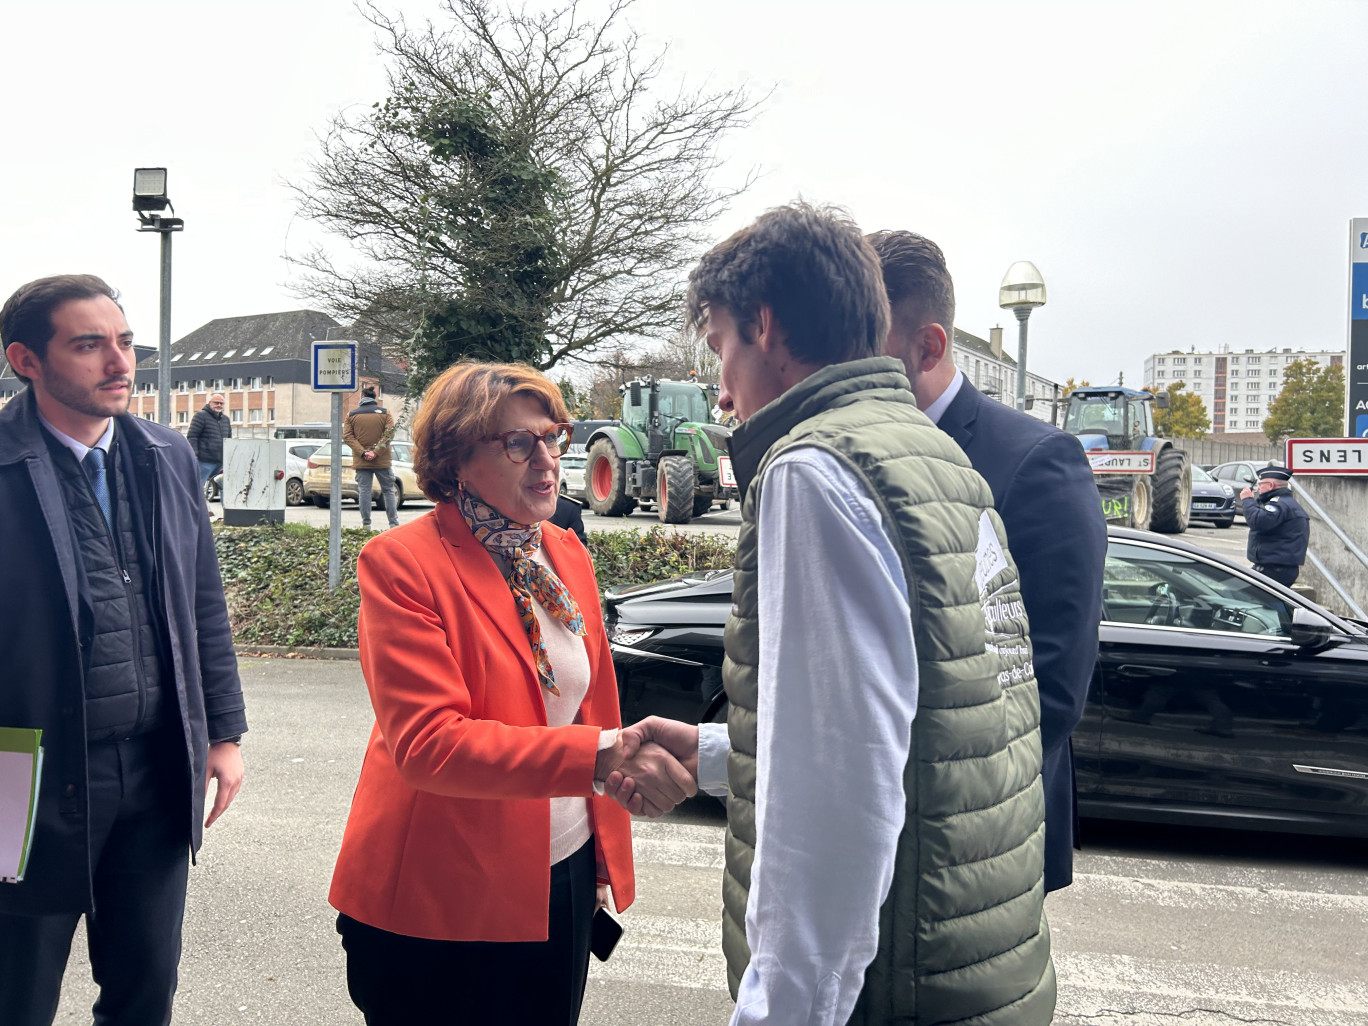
608, 203, 1055, 1025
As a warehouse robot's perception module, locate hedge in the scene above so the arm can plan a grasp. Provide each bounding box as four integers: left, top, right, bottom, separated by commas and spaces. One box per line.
216, 522, 736, 650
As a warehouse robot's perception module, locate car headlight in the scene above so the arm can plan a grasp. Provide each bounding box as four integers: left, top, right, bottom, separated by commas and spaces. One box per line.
611, 627, 656, 646
1222, 485, 1234, 496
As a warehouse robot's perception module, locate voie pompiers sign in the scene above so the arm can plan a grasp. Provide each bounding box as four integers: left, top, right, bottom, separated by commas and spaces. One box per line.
1350, 219, 1368, 437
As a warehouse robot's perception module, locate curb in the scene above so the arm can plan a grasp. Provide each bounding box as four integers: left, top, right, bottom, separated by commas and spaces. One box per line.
234, 645, 360, 661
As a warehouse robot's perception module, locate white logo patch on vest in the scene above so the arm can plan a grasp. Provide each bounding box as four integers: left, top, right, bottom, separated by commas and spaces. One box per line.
974, 511, 1008, 600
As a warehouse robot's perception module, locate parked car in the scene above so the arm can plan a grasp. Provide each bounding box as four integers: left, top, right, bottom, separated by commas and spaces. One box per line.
559, 453, 588, 503
302, 441, 421, 508
1188, 464, 1237, 528
206, 442, 321, 507
1210, 460, 1287, 521
605, 528, 1368, 839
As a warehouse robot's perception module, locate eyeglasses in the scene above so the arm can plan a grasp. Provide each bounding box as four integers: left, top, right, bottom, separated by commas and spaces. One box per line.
484, 423, 572, 463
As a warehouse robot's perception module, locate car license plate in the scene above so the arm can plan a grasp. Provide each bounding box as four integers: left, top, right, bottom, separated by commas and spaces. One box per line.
718, 456, 737, 488
1194, 500, 1219, 508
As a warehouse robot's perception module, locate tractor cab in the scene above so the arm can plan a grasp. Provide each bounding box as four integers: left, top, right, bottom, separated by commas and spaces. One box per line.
1062, 387, 1162, 451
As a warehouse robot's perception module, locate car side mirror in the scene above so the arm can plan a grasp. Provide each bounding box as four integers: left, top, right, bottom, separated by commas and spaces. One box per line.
1289, 607, 1334, 649
629, 382, 642, 406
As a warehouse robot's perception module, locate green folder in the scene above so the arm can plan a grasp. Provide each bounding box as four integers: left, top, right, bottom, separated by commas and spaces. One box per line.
0, 727, 43, 884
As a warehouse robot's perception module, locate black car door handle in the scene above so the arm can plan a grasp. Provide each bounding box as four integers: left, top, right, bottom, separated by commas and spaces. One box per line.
1115, 664, 1179, 678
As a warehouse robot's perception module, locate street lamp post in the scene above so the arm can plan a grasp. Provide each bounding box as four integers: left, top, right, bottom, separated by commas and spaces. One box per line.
998, 261, 1047, 412
132, 168, 184, 426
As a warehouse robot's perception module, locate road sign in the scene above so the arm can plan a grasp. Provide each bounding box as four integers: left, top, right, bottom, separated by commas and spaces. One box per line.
1087, 450, 1155, 474
311, 341, 357, 392
1348, 220, 1368, 437
1286, 437, 1368, 475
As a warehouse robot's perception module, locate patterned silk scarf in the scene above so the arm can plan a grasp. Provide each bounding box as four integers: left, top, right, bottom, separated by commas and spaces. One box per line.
458, 487, 586, 696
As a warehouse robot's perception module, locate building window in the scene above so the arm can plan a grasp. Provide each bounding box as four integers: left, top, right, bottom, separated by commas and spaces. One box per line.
205, 351, 217, 360
250, 376, 263, 388
214, 379, 225, 390
249, 409, 263, 423
242, 348, 256, 357
177, 410, 188, 424
1157, 358, 1166, 365
265, 376, 274, 387
1214, 401, 1225, 412
259, 346, 274, 356
1246, 420, 1259, 428
1193, 369, 1202, 377
1248, 356, 1261, 364
1157, 370, 1166, 378
177, 381, 189, 393
171, 353, 183, 362
1246, 407, 1258, 415
230, 409, 242, 423
267, 407, 275, 421
1268, 368, 1278, 377
189, 352, 202, 361
1173, 357, 1187, 365
223, 349, 237, 358
1331, 354, 1344, 366
1229, 369, 1239, 377
1230, 357, 1239, 364
1286, 356, 1295, 363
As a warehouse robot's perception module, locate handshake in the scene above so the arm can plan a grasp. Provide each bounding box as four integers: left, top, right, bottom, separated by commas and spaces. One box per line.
594, 717, 702, 817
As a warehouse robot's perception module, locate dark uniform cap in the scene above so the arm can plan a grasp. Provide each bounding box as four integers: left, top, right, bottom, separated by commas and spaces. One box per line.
1257, 465, 1292, 482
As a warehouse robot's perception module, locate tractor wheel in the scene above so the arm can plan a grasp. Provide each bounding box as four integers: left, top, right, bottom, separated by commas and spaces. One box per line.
692, 494, 714, 518
586, 439, 636, 517
1149, 447, 1192, 534
658, 456, 696, 524
1129, 476, 1153, 531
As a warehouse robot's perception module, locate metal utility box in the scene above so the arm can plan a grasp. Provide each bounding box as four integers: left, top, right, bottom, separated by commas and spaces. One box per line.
221, 438, 287, 526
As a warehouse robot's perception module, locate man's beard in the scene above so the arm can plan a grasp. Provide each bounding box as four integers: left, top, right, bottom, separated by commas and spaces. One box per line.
43, 370, 132, 419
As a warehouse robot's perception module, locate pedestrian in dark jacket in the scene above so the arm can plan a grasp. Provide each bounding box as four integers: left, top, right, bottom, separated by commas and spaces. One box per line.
1241, 465, 1309, 586
868, 229, 1107, 895
186, 391, 231, 491
0, 275, 248, 1026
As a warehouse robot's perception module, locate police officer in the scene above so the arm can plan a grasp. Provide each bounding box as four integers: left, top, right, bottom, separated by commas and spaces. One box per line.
1240, 465, 1309, 587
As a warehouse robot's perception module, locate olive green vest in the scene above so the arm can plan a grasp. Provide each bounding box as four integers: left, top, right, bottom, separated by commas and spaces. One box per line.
722, 358, 1055, 1025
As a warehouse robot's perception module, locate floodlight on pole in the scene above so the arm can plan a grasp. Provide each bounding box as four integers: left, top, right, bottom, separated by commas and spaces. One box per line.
998, 261, 1047, 412
132, 168, 184, 426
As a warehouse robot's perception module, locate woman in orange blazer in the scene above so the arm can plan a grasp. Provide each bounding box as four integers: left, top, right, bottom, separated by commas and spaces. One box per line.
329, 363, 695, 1025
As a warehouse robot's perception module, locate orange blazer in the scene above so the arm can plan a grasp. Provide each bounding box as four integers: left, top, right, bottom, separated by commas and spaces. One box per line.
329, 502, 634, 942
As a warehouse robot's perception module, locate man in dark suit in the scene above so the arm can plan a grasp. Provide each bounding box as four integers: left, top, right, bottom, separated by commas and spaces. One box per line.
549, 492, 588, 544
0, 275, 248, 1024
867, 232, 1106, 892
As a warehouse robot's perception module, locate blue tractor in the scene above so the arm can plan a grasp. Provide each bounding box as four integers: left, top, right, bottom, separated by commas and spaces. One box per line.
1061, 386, 1191, 533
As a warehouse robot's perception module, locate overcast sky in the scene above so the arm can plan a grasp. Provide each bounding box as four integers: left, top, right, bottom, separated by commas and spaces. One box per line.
3, 0, 1366, 388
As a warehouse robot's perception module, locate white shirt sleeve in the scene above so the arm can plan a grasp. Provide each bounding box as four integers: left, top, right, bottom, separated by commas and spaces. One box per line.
731, 447, 918, 1026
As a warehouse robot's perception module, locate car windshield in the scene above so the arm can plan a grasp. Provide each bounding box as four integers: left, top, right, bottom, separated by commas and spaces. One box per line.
1103, 541, 1294, 636
1191, 465, 1214, 483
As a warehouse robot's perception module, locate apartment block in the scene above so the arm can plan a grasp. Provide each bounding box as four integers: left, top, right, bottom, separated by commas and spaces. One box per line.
1142, 346, 1345, 434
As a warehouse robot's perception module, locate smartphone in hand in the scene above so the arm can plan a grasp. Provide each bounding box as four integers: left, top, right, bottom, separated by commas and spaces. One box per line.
591, 907, 624, 961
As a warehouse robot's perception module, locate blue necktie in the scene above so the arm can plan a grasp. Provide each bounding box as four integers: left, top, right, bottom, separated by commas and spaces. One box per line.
82, 447, 113, 528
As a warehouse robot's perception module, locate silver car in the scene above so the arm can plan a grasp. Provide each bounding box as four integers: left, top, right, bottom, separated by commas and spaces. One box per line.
559, 453, 587, 503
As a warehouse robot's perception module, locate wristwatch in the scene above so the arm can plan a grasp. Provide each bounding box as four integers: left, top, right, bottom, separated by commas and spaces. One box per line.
213, 735, 243, 746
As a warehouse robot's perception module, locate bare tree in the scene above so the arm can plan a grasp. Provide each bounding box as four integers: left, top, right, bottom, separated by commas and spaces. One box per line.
290, 0, 760, 388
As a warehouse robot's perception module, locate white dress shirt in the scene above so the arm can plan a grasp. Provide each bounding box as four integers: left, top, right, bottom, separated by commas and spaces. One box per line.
38, 412, 115, 462
697, 447, 918, 1026
919, 368, 964, 426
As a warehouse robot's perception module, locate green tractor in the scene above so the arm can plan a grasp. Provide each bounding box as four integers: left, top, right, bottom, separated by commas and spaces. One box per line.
585, 376, 737, 524
1060, 386, 1191, 533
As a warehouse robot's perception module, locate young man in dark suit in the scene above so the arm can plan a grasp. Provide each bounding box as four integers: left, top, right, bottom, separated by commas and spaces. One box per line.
868, 231, 1107, 893
0, 275, 247, 1024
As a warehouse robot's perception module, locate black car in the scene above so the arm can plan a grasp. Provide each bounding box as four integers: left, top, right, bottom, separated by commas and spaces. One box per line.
605, 529, 1368, 838
1188, 464, 1237, 528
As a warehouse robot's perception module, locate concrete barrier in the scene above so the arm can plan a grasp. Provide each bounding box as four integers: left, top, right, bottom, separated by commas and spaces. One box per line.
1293, 476, 1368, 620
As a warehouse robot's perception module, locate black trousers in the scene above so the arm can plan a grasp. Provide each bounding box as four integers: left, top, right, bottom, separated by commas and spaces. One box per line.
1254, 563, 1299, 587
0, 734, 190, 1026
338, 838, 597, 1026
